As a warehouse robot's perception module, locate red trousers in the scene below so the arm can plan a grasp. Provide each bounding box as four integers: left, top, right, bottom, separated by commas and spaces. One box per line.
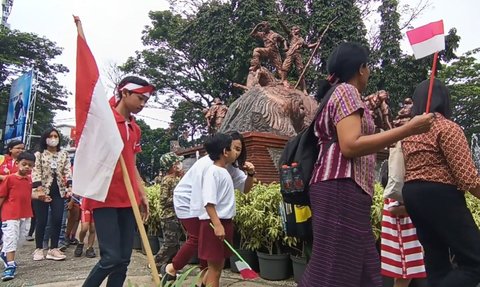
172, 217, 207, 270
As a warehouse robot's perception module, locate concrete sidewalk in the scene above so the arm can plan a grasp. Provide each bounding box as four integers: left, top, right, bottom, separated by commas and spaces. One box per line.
10, 240, 296, 286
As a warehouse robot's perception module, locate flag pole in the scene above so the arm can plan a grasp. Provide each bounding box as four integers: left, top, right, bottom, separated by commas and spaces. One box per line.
119, 155, 161, 286
426, 52, 439, 113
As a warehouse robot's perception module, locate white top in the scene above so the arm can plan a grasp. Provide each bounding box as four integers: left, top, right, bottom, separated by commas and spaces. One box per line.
198, 165, 235, 220
173, 155, 247, 219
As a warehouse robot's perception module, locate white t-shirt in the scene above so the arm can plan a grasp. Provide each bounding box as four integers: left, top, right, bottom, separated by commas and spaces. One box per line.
173, 155, 247, 219
198, 165, 235, 220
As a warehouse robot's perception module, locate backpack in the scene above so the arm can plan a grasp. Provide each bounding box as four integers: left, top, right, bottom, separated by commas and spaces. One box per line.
278, 85, 338, 205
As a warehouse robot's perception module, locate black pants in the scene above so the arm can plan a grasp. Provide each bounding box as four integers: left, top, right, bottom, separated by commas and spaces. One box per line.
403, 181, 480, 287
29, 202, 36, 237
33, 180, 64, 249
83, 207, 135, 287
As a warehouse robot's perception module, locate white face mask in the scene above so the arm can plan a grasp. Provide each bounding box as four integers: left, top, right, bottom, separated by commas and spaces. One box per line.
46, 138, 59, 147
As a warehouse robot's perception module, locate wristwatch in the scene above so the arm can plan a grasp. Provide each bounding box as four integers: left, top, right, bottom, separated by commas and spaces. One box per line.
247, 171, 256, 177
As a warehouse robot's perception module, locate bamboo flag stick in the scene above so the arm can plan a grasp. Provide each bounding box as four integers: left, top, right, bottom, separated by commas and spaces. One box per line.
294, 17, 338, 90
120, 155, 161, 286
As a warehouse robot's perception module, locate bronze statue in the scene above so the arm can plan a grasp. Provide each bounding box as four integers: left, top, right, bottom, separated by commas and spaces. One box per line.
279, 23, 317, 93
249, 21, 288, 75
364, 90, 393, 130
393, 98, 413, 127
205, 98, 228, 134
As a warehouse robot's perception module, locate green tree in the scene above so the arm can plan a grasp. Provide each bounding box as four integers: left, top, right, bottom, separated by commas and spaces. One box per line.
135, 119, 171, 182
0, 27, 69, 145
438, 48, 480, 140
122, 0, 369, 141
169, 100, 208, 148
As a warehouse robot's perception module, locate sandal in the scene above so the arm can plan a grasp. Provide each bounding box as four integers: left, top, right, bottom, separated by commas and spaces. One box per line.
160, 264, 176, 286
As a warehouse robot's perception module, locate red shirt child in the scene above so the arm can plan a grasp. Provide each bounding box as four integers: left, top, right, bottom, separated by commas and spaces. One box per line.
0, 175, 33, 220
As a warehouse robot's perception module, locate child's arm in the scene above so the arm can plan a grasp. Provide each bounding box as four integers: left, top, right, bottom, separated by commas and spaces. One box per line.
0, 176, 9, 208
0, 197, 5, 209
206, 203, 225, 241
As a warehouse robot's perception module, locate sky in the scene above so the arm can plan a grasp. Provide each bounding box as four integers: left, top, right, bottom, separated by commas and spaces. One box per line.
6, 0, 479, 130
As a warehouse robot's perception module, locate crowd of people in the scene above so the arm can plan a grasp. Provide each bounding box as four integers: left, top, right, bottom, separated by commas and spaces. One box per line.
0, 40, 479, 287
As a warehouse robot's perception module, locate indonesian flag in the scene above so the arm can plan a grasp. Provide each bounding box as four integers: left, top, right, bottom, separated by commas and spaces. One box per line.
73, 16, 123, 202
406, 20, 445, 59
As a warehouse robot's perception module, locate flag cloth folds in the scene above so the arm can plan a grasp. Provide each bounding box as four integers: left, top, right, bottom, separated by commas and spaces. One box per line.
73, 17, 123, 202
406, 20, 445, 59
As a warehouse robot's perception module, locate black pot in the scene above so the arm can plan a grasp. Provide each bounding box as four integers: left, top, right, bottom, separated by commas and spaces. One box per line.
291, 255, 307, 283
132, 231, 142, 250
257, 251, 291, 281
230, 249, 259, 273
141, 235, 160, 255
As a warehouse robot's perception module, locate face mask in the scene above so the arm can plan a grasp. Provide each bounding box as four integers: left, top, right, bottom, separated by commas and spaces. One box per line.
46, 138, 59, 147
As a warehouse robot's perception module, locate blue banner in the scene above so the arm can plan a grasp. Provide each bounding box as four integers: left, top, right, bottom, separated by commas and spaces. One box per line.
4, 70, 34, 144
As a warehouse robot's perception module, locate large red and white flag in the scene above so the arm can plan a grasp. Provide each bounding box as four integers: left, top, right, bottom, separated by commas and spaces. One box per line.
406, 20, 445, 59
73, 17, 123, 202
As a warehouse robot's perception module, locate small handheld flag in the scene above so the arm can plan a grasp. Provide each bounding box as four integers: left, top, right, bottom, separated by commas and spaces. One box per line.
209, 223, 258, 280
407, 20, 445, 113
406, 20, 445, 60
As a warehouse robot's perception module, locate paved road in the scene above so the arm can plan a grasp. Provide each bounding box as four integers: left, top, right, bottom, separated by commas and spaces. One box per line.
4, 240, 297, 286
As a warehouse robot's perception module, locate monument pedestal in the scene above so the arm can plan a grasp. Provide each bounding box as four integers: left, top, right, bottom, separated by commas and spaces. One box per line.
177, 132, 288, 184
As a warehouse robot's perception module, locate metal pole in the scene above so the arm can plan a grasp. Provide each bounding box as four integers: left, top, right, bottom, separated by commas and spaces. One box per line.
24, 69, 39, 150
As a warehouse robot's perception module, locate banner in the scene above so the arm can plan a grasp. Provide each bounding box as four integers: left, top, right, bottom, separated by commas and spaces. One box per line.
4, 70, 34, 144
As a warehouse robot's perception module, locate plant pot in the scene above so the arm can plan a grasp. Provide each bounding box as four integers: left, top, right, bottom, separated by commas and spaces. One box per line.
291, 255, 307, 283
132, 231, 142, 250
230, 249, 259, 273
141, 235, 160, 255
257, 251, 291, 281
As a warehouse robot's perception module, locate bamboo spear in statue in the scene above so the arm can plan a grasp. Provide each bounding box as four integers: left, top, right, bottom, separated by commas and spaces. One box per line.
294, 17, 338, 90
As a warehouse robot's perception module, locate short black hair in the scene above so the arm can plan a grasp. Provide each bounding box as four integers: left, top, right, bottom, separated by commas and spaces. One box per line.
39, 128, 62, 152
411, 78, 451, 119
204, 133, 232, 161
315, 42, 369, 102
229, 131, 246, 168
6, 140, 23, 155
17, 151, 35, 163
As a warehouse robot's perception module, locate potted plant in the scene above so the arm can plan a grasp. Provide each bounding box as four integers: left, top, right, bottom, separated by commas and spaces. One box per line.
141, 184, 163, 255
289, 240, 308, 283
242, 183, 296, 280
230, 189, 260, 272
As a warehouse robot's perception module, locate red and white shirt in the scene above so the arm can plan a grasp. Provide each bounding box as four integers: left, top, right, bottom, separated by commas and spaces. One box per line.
83, 108, 142, 210
0, 155, 18, 178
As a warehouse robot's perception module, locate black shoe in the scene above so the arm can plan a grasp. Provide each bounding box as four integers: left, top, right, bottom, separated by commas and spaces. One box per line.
160, 264, 176, 286
74, 243, 84, 257
85, 247, 96, 258
69, 238, 79, 245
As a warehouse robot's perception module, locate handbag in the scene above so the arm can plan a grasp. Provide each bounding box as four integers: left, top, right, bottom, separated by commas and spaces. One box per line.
383, 141, 405, 202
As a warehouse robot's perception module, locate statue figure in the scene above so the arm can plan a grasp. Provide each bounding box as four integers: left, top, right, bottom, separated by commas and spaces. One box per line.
249, 21, 288, 75
205, 98, 228, 134
393, 98, 413, 127
279, 23, 318, 93
364, 90, 393, 130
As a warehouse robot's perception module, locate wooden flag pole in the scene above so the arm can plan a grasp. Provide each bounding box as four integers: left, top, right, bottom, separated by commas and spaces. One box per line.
426, 52, 439, 113
120, 155, 161, 286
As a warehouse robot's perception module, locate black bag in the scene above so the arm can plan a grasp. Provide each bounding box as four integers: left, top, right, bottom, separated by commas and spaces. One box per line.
278, 85, 337, 205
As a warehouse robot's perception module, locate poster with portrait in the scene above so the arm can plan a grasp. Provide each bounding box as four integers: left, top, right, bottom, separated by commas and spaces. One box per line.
3, 70, 34, 144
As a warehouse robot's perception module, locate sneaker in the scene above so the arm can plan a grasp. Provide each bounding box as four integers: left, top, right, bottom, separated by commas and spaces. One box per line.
33, 249, 45, 261
85, 247, 96, 258
69, 238, 79, 245
0, 252, 7, 267
160, 264, 176, 286
25, 235, 34, 242
74, 243, 84, 257
1, 265, 15, 281
46, 248, 66, 261
58, 244, 68, 252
